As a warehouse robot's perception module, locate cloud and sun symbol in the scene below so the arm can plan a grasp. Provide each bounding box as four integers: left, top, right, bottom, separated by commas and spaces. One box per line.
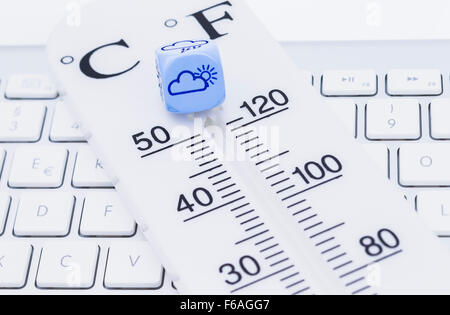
168, 65, 219, 96
161, 40, 209, 53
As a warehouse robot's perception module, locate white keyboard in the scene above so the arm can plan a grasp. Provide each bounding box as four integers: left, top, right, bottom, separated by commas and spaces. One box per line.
0, 47, 175, 294
284, 40, 450, 246
2, 41, 450, 294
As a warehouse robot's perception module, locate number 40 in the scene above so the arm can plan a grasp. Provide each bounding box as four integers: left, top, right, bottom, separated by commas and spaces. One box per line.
178, 188, 213, 213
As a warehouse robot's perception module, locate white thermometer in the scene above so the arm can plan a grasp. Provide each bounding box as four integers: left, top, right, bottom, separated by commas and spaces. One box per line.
47, 0, 450, 294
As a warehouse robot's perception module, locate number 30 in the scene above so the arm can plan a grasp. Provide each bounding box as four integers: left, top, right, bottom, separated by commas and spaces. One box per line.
219, 256, 261, 285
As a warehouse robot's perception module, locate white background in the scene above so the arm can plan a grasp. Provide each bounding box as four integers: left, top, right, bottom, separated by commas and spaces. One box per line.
1, 0, 450, 45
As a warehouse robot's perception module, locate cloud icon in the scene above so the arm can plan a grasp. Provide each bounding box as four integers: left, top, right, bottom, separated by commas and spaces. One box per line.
168, 71, 208, 96
161, 40, 209, 53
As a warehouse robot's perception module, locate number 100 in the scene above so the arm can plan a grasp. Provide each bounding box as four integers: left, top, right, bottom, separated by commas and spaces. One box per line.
293, 155, 342, 185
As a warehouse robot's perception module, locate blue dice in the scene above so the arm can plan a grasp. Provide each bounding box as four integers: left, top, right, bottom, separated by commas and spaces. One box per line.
156, 40, 226, 114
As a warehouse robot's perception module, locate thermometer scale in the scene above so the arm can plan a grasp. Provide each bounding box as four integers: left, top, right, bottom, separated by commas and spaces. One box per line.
47, 0, 450, 294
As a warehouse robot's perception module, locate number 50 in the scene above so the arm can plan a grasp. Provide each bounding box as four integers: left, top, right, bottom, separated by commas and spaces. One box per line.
132, 126, 170, 152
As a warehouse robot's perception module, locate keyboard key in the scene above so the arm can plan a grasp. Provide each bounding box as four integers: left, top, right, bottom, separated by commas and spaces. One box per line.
325, 99, 356, 138
417, 191, 450, 236
14, 193, 74, 237
430, 99, 450, 140
5, 74, 58, 99
0, 194, 11, 235
387, 69, 442, 96
0, 101, 46, 142
80, 192, 135, 237
366, 99, 421, 140
0, 243, 32, 288
9, 146, 68, 188
50, 101, 85, 142
399, 144, 450, 187
73, 147, 113, 188
362, 144, 389, 178
322, 70, 377, 96
36, 243, 99, 289
104, 242, 163, 289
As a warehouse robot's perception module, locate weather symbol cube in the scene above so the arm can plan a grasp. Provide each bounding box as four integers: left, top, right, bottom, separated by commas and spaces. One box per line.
156, 40, 226, 114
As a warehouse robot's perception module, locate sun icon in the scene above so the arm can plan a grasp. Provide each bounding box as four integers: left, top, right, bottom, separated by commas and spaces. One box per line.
194, 65, 219, 87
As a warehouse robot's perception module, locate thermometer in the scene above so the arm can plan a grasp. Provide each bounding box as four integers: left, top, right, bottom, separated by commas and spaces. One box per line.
47, 0, 450, 294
